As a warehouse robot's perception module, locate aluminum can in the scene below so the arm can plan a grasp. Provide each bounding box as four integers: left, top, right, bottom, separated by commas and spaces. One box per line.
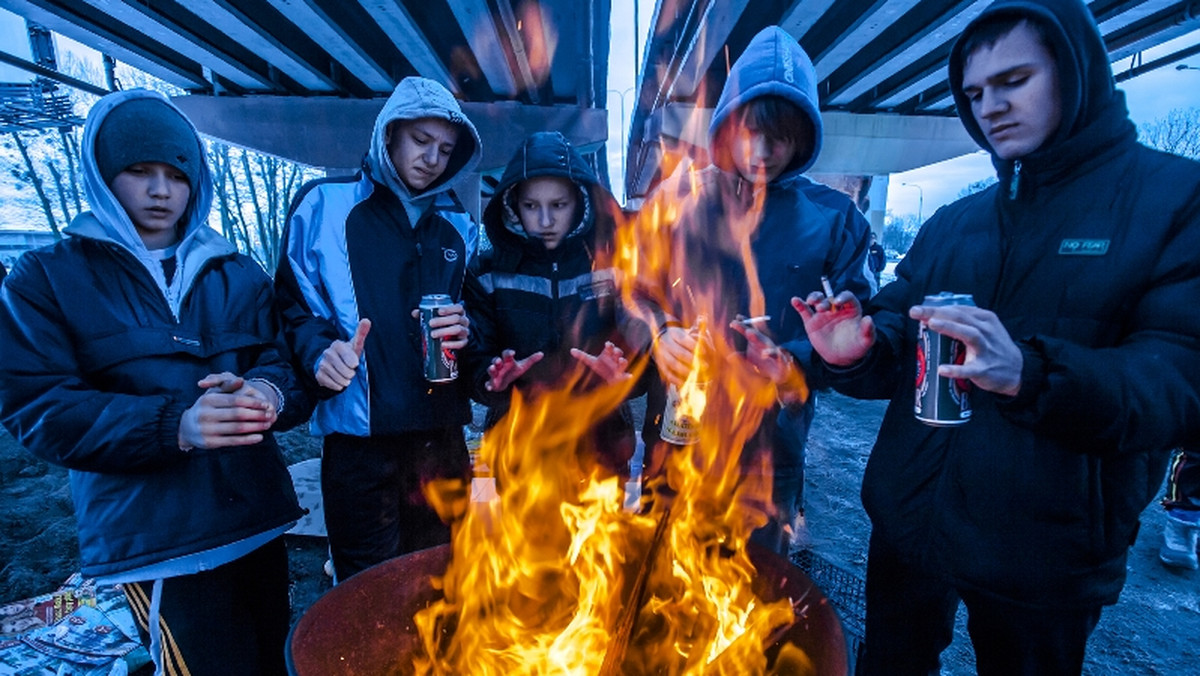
914, 292, 975, 426
419, 294, 458, 382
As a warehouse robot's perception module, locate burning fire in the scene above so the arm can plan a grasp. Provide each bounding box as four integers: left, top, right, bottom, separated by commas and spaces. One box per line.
414, 129, 814, 674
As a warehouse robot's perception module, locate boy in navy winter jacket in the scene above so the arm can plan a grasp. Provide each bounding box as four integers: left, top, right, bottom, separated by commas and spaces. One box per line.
0, 89, 306, 676
635, 26, 873, 554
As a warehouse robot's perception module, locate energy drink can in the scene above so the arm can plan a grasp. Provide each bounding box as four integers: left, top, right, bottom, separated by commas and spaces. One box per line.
419, 294, 457, 382
915, 292, 975, 426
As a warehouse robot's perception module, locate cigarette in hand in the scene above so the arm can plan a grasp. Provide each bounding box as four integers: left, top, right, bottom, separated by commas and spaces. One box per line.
739, 315, 772, 327
821, 276, 839, 311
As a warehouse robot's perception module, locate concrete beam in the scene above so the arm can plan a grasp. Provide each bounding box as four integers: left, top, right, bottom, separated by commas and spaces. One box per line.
645, 104, 976, 175
171, 95, 608, 172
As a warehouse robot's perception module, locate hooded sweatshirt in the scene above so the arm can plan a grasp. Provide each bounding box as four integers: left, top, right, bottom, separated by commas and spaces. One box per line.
463, 132, 637, 468
0, 89, 305, 578
639, 25, 873, 387
276, 77, 483, 436
820, 0, 1200, 606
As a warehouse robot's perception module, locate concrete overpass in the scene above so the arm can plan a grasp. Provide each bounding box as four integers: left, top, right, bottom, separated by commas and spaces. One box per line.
2, 1, 1198, 218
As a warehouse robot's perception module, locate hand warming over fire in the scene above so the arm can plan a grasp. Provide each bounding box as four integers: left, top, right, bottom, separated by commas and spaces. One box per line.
909, 304, 1022, 397
793, 292, 875, 367
316, 318, 371, 391
178, 372, 276, 451
411, 303, 470, 351
486, 349, 545, 392
730, 317, 807, 406
570, 341, 632, 385
652, 324, 713, 386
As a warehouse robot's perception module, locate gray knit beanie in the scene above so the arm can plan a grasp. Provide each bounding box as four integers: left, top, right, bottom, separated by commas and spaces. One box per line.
95, 98, 203, 189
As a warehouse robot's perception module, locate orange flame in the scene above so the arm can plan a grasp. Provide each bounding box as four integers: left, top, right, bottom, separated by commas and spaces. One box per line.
414, 97, 811, 675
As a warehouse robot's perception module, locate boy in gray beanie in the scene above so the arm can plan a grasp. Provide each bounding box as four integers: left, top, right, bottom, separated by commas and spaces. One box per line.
0, 88, 308, 676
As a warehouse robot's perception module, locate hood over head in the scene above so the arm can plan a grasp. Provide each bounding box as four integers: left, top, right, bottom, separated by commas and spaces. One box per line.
69, 88, 230, 317
366, 77, 483, 202
948, 0, 1117, 157
709, 25, 824, 177
483, 131, 620, 252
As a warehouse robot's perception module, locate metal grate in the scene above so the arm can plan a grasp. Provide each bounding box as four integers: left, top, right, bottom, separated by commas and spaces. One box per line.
0, 81, 82, 133
791, 548, 867, 672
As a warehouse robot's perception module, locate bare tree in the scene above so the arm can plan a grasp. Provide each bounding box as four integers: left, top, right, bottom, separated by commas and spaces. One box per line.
1139, 107, 1200, 160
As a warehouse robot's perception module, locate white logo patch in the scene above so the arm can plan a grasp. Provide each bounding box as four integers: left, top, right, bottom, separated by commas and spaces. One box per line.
443, 248, 459, 263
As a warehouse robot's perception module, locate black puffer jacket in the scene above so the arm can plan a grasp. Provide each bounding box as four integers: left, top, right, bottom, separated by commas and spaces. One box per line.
0, 236, 306, 578
821, 0, 1200, 606
464, 132, 638, 471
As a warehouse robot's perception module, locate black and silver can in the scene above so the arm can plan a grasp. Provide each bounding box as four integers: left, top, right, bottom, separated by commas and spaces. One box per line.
419, 293, 458, 382
914, 292, 975, 426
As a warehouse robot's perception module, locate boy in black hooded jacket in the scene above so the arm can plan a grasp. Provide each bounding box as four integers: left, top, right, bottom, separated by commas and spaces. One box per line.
799, 1, 1200, 673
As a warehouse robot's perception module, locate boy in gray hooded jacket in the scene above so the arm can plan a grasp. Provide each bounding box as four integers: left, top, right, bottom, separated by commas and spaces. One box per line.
276, 77, 483, 582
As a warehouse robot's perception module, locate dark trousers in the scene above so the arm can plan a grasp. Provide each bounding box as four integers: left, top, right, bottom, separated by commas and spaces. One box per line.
322, 428, 469, 582
860, 533, 1102, 676
124, 538, 290, 676
1163, 446, 1200, 512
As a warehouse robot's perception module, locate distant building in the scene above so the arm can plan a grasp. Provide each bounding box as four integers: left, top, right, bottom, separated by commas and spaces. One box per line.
0, 229, 57, 270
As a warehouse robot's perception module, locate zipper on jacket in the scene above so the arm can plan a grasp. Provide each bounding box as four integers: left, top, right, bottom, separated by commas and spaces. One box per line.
1007, 160, 1022, 201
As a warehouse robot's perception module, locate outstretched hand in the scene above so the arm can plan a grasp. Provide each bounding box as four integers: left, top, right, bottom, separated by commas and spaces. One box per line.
729, 316, 806, 405
316, 318, 371, 391
179, 372, 277, 450
571, 341, 632, 385
486, 349, 545, 392
793, 292, 875, 367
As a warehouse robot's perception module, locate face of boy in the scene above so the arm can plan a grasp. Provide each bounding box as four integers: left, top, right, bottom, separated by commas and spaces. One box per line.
729, 121, 796, 185
109, 162, 190, 249
516, 177, 578, 250
387, 118, 460, 191
961, 21, 1062, 161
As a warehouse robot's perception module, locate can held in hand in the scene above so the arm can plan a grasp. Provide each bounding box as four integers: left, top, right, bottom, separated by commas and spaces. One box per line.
419, 294, 458, 382
915, 292, 975, 426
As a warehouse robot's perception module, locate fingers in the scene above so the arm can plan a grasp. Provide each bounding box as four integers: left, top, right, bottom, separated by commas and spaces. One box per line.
197, 372, 243, 392
316, 340, 361, 391
179, 390, 276, 450
350, 318, 372, 356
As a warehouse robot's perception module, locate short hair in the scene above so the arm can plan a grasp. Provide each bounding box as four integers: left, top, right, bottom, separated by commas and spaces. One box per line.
960, 13, 1053, 63
718, 95, 815, 162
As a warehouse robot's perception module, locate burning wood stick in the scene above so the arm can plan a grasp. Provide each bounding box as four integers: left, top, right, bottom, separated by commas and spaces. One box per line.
598, 507, 671, 676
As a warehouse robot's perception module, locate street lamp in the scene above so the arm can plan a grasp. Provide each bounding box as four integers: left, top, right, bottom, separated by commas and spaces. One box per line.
901, 182, 924, 223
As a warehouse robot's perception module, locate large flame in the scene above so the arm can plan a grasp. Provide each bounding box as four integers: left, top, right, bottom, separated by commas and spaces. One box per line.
414, 110, 811, 675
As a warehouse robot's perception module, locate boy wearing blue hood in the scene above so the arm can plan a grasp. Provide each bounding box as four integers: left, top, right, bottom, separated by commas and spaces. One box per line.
799, 1, 1200, 673
0, 89, 307, 676
465, 131, 640, 477
276, 77, 482, 582
637, 26, 873, 553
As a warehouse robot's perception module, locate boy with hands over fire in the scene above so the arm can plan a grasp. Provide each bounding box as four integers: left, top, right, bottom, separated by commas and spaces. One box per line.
798, 1, 1200, 673
465, 131, 640, 478
636, 26, 873, 553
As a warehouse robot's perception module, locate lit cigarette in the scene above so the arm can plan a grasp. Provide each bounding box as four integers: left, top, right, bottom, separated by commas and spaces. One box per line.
821, 275, 839, 310
739, 315, 772, 326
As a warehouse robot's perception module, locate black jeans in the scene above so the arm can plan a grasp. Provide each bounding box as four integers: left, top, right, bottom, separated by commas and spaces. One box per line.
125, 538, 290, 676
322, 428, 470, 582
859, 533, 1102, 676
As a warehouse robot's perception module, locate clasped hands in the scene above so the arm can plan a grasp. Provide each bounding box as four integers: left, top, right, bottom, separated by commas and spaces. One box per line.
178, 372, 279, 451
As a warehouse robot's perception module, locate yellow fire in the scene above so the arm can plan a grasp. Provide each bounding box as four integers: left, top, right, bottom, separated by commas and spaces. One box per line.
414, 116, 810, 675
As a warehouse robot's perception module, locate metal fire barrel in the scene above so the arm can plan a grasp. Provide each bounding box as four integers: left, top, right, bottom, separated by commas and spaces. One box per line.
287, 543, 849, 675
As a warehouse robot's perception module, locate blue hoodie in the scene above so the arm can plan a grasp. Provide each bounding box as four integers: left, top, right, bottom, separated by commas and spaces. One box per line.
645, 26, 873, 384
